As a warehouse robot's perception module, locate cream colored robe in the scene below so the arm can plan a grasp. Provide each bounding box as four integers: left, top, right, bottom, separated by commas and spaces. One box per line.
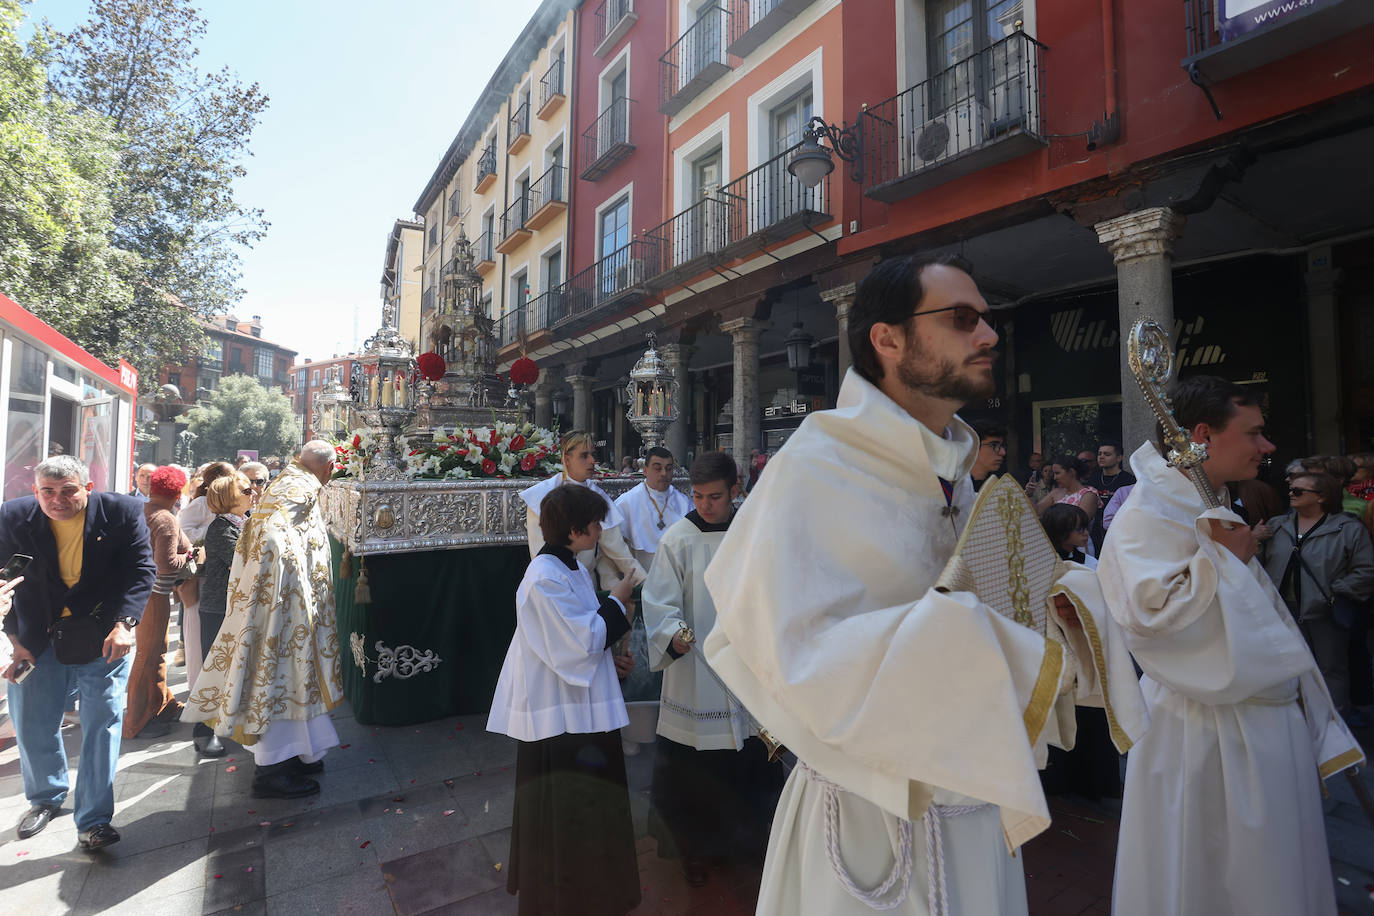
522, 473, 646, 588
183, 462, 344, 747
1099, 443, 1363, 916
703, 369, 1071, 916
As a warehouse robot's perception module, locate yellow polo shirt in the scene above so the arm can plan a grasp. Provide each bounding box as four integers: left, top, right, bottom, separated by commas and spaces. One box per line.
48, 509, 85, 617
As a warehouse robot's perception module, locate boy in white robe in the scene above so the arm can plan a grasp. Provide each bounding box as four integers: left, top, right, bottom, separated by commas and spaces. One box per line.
703, 256, 1077, 915
1100, 375, 1363, 916
488, 484, 641, 915
614, 446, 692, 570
642, 451, 785, 886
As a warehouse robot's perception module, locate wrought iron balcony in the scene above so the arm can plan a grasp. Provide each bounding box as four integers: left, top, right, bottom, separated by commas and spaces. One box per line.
861, 30, 1046, 203
1183, 0, 1373, 83
538, 56, 566, 119
474, 146, 498, 194
594, 0, 636, 57
199, 357, 223, 372
549, 239, 661, 337
525, 165, 568, 230
508, 102, 531, 154
422, 286, 435, 312
581, 97, 634, 181
719, 141, 831, 255
446, 189, 461, 222
474, 231, 496, 274
660, 5, 733, 117
645, 194, 734, 287
496, 294, 554, 349
496, 195, 532, 254
726, 0, 817, 58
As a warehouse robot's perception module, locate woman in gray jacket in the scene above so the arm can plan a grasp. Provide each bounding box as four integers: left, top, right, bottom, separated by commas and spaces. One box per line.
1263, 471, 1374, 715
194, 472, 253, 757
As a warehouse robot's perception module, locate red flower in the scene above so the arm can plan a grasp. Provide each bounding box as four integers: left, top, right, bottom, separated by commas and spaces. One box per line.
438, 445, 449, 452
509, 357, 538, 385
481, 458, 497, 475
520, 454, 536, 472
351, 434, 361, 448
510, 434, 526, 450
416, 352, 446, 381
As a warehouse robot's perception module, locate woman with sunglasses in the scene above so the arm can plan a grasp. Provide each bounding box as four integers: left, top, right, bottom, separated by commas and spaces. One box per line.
1261, 472, 1374, 720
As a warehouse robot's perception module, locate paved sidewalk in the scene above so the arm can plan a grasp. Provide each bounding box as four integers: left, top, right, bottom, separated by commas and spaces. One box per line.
0, 636, 1371, 914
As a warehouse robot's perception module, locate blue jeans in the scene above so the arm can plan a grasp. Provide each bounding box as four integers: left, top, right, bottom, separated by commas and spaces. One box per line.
7, 647, 131, 831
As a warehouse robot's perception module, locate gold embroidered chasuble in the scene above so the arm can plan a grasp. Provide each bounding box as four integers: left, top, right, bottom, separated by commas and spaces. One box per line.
184, 462, 343, 745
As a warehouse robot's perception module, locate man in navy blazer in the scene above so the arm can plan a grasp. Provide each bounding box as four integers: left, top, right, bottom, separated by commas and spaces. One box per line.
0, 455, 155, 850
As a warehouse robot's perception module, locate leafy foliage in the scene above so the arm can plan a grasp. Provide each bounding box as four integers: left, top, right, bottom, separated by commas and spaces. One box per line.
184, 373, 299, 462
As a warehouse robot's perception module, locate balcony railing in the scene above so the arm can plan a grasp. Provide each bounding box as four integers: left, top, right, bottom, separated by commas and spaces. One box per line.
538, 56, 566, 118
861, 30, 1046, 202
496, 294, 554, 348
508, 102, 531, 153
719, 141, 831, 251
645, 194, 734, 283
526, 164, 568, 230
726, 0, 817, 58
199, 357, 223, 372
581, 97, 634, 181
474, 147, 498, 192
594, 0, 636, 56
497, 194, 532, 253
474, 231, 496, 272
447, 189, 461, 221
422, 286, 435, 313
549, 239, 661, 336
660, 5, 733, 116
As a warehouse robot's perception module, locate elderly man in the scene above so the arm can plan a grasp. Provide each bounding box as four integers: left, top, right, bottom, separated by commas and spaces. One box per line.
0, 456, 155, 850
130, 463, 155, 500
239, 461, 270, 505
184, 441, 343, 799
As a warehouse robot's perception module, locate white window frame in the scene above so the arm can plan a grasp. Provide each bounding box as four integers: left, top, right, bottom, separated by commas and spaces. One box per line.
746, 47, 824, 168
593, 182, 634, 260
597, 46, 631, 114
672, 113, 731, 213
537, 240, 564, 294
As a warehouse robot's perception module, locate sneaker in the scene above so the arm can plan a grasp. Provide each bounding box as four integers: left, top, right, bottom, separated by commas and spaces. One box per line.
78, 823, 121, 851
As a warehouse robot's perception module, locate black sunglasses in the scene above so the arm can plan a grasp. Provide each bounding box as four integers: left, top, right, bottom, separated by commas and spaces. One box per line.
250, 478, 267, 486
240, 487, 254, 495
911, 304, 996, 333
1289, 487, 1317, 496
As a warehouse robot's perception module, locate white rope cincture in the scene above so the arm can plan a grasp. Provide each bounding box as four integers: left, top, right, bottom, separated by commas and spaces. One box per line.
801, 763, 989, 915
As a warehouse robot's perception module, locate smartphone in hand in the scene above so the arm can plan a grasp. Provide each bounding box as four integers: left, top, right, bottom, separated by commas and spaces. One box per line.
12, 660, 34, 684
1, 554, 33, 581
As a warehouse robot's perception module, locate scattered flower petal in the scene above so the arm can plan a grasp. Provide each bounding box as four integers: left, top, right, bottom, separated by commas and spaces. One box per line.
225, 765, 237, 773
442, 809, 455, 817
360, 841, 371, 849
494, 862, 503, 871
259, 821, 271, 827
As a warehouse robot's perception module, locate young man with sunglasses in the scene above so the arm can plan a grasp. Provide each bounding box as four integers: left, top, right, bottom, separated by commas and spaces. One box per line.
1099, 376, 1361, 916
703, 255, 1088, 915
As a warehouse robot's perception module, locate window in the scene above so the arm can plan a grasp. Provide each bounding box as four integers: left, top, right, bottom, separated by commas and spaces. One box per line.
167, 372, 181, 391
312, 370, 320, 386
926, 0, 1025, 113
599, 195, 630, 258
297, 369, 306, 387
769, 88, 813, 157
255, 350, 274, 379
543, 248, 563, 292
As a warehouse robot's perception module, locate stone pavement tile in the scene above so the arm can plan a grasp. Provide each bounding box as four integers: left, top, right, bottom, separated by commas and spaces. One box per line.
0, 849, 93, 910
208, 901, 267, 916
382, 836, 503, 916
475, 828, 510, 870
264, 863, 392, 915
444, 768, 516, 804
388, 747, 479, 788
357, 778, 454, 818
362, 793, 481, 863
417, 886, 519, 915
1327, 808, 1374, 869
263, 810, 373, 898
73, 836, 208, 912
107, 808, 208, 858
453, 790, 513, 843
201, 830, 266, 914
87, 884, 207, 916
317, 736, 391, 772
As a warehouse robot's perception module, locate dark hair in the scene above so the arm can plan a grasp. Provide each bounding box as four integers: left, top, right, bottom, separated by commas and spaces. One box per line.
1099, 441, 1123, 456
970, 419, 1006, 440
195, 461, 236, 499
538, 484, 609, 547
689, 451, 737, 488
1041, 503, 1089, 552
1293, 472, 1344, 515
1052, 454, 1091, 481
645, 446, 674, 463
1167, 376, 1258, 439
1313, 454, 1355, 487
849, 253, 974, 383
1231, 478, 1284, 526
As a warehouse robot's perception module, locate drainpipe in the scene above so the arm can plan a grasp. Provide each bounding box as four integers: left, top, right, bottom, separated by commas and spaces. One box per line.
1086, 0, 1121, 150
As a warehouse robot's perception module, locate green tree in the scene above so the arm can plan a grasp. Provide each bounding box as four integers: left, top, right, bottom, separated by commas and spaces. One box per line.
0, 0, 137, 355
185, 374, 299, 462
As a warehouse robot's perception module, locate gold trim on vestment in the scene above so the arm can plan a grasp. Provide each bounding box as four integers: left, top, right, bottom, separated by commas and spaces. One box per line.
1318, 746, 1364, 780
1023, 640, 1063, 745
1051, 583, 1134, 753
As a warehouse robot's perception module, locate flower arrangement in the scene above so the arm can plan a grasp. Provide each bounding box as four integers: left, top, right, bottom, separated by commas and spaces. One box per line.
509, 356, 539, 386
416, 352, 447, 382
333, 429, 380, 479
397, 420, 561, 480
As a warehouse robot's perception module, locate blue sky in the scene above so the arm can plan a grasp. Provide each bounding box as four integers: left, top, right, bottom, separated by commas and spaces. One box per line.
29, 0, 544, 361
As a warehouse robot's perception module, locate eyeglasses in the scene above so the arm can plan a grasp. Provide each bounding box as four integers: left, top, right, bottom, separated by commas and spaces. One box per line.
1289, 487, 1317, 496
911, 304, 995, 333
980, 441, 1007, 453
250, 478, 267, 486
240, 487, 254, 495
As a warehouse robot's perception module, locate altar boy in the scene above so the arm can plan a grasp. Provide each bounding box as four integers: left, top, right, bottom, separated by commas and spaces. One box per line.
642, 451, 786, 886
614, 447, 692, 570
488, 485, 641, 915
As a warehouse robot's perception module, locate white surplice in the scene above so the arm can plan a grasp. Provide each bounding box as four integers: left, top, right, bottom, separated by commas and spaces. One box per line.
614, 481, 693, 571
642, 513, 752, 751
702, 369, 1072, 916
1099, 443, 1363, 916
487, 552, 630, 741
521, 473, 646, 588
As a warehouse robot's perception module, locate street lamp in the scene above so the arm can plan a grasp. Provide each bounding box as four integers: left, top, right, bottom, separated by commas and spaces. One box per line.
787, 116, 863, 189
784, 322, 814, 371
551, 388, 569, 418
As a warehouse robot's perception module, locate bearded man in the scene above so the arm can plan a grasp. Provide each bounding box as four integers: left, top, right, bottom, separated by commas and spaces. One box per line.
704, 255, 1078, 915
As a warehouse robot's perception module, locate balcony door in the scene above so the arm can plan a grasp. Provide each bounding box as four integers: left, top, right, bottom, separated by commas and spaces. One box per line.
925, 0, 1025, 157
599, 196, 631, 300
602, 69, 628, 159
687, 150, 722, 264
763, 88, 813, 230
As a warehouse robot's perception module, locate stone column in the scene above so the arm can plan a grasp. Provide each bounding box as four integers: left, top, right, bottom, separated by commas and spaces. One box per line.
821, 283, 857, 380
1305, 246, 1343, 454
659, 343, 695, 463
533, 375, 553, 429
720, 318, 769, 477
1094, 207, 1185, 457
567, 374, 595, 433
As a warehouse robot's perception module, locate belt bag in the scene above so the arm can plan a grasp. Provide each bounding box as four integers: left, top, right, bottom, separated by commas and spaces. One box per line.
50, 613, 106, 665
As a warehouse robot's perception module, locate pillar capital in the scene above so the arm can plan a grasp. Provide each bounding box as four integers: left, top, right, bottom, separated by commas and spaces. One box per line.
720, 317, 770, 340
819, 282, 857, 317
565, 374, 596, 387
658, 342, 696, 367
1094, 207, 1185, 265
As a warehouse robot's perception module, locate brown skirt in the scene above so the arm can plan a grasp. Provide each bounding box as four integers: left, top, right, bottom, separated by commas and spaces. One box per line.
507, 730, 640, 916
122, 592, 179, 738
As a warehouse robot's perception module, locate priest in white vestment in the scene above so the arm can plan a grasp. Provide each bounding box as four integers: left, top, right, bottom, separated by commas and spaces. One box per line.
1099, 376, 1362, 916
614, 446, 692, 570
704, 257, 1078, 915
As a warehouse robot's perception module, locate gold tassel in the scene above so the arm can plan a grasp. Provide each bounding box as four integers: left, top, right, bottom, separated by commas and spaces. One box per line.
340, 548, 353, 579
354, 559, 371, 605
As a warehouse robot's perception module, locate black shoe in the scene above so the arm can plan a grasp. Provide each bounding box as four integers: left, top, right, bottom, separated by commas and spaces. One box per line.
683, 857, 709, 887
16, 804, 60, 839
78, 823, 121, 851
193, 722, 213, 738
290, 756, 324, 775
251, 762, 320, 799
135, 719, 171, 739
197, 734, 227, 758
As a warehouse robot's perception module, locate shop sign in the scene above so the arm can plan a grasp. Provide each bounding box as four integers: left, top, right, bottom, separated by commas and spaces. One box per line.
1219, 0, 1329, 41
796, 365, 825, 396
764, 400, 809, 418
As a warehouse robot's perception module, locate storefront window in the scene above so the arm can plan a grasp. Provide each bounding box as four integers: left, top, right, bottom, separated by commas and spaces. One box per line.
5, 339, 46, 499
80, 374, 115, 492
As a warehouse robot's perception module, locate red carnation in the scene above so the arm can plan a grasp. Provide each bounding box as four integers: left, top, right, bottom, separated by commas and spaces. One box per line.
509, 357, 538, 385
417, 352, 446, 381
520, 454, 536, 472
481, 458, 497, 475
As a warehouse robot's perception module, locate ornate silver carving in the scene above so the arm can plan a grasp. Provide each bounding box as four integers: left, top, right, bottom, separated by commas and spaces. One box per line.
373, 641, 443, 683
